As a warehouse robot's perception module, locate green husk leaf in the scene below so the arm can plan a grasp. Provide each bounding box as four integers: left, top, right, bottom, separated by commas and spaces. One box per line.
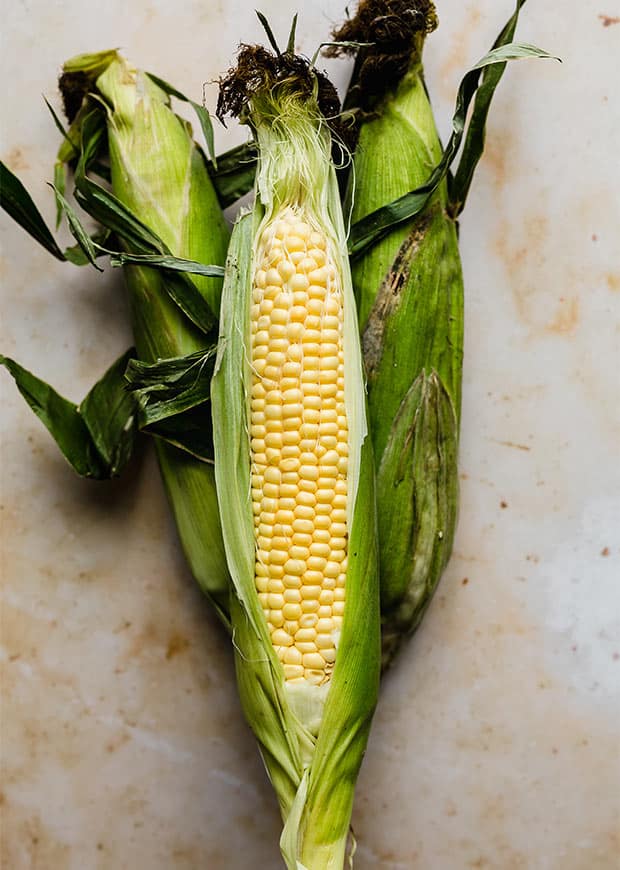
0, 162, 66, 261
286, 14, 298, 54
109, 252, 224, 278
51, 183, 102, 270
208, 140, 257, 208
69, 114, 218, 333
1, 349, 138, 479
348, 41, 558, 257
79, 349, 140, 473
449, 0, 533, 213
377, 370, 459, 666
146, 71, 217, 164
256, 11, 283, 55
53, 161, 67, 228
63, 229, 112, 265
125, 348, 216, 461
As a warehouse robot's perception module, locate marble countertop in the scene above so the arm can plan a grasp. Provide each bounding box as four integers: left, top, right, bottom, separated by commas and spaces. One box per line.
1, 1, 618, 867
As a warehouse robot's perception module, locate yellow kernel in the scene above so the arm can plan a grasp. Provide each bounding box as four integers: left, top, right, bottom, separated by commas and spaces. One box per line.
283, 664, 304, 680
293, 221, 311, 239
284, 559, 305, 577
292, 532, 312, 548
263, 467, 281, 485
331, 523, 347, 538
265, 434, 283, 450
320, 647, 337, 663
308, 248, 326, 265
270, 550, 287, 566
292, 518, 314, 535
283, 431, 300, 446
282, 402, 303, 420
316, 489, 334, 505
324, 561, 340, 579
300, 585, 322, 601
268, 592, 284, 609
284, 235, 305, 252
294, 505, 314, 521
296, 491, 316, 509
309, 231, 325, 248
302, 652, 325, 669
290, 306, 307, 323
299, 613, 318, 629
283, 647, 303, 665
333, 601, 345, 616
270, 308, 288, 325
296, 641, 318, 654
300, 423, 319, 440
298, 257, 318, 273
283, 603, 302, 621
283, 574, 302, 589
273, 291, 292, 310
266, 268, 283, 286
283, 589, 301, 604
289, 273, 309, 292
280, 483, 299, 498
289, 545, 309, 561
295, 628, 317, 643
319, 589, 334, 605
323, 314, 340, 329
272, 628, 293, 646
309, 542, 331, 558
278, 260, 296, 282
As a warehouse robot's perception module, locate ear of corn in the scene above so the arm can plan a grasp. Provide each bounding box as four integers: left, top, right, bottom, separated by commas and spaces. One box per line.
333, 1, 463, 666
59, 51, 232, 615
212, 47, 379, 869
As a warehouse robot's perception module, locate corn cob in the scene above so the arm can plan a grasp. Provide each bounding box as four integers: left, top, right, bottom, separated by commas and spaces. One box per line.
58, 52, 232, 615
331, 0, 463, 666
212, 46, 379, 868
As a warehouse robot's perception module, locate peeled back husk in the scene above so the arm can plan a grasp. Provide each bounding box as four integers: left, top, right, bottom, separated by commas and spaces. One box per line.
212, 48, 380, 869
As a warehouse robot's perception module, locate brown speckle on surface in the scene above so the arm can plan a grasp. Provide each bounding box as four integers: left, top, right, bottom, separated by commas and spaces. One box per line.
598, 14, 620, 26
605, 273, 620, 292
601, 547, 610, 557
491, 439, 532, 452
462, 577, 470, 586
546, 297, 580, 335
166, 633, 190, 660
500, 500, 508, 509
525, 554, 540, 564
3, 145, 29, 171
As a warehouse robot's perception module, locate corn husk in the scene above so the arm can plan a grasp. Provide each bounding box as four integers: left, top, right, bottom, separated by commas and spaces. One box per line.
58, 51, 232, 615
212, 47, 380, 869
332, 2, 462, 666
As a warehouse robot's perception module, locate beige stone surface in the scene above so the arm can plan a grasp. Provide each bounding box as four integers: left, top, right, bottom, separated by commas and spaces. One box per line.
1, 1, 619, 868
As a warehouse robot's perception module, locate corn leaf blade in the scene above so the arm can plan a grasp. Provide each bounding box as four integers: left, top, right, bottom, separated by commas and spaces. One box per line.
1, 349, 138, 479
0, 162, 66, 261
348, 41, 558, 257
